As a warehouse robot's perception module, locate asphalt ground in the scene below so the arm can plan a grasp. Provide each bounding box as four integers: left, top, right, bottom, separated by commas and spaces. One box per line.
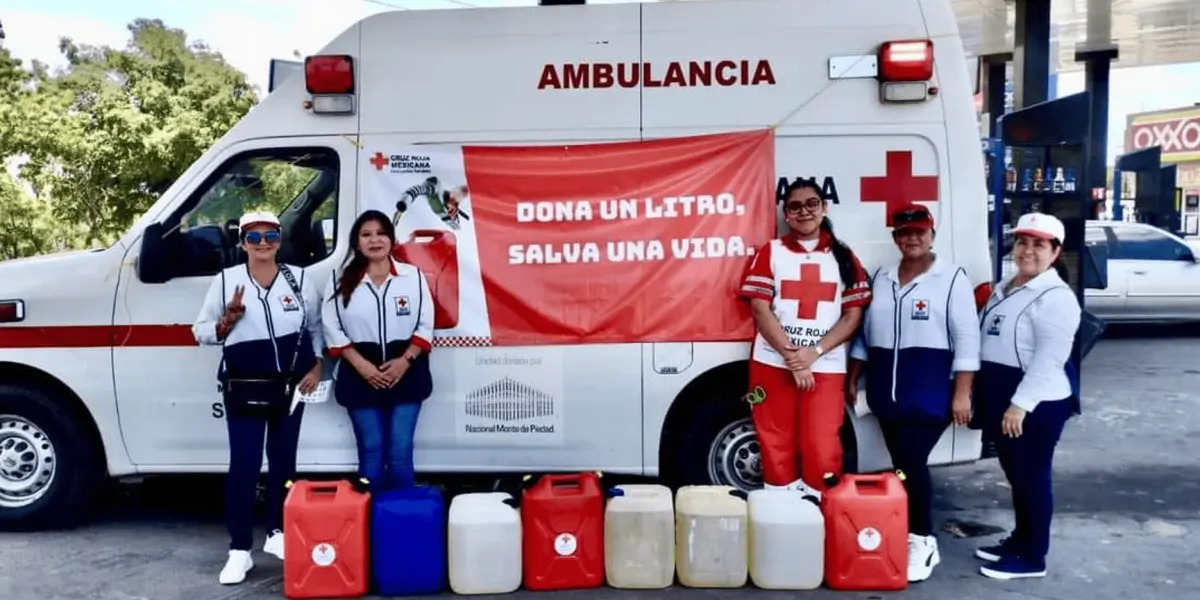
2, 324, 1198, 600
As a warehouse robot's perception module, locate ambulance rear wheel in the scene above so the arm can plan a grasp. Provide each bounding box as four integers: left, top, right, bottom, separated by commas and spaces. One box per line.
0, 384, 100, 531
660, 368, 859, 494
702, 414, 859, 493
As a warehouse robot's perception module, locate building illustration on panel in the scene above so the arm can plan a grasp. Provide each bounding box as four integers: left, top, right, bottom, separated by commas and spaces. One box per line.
464, 376, 556, 422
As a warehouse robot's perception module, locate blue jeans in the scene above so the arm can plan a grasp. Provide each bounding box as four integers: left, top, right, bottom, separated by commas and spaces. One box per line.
225, 404, 304, 551
347, 402, 423, 493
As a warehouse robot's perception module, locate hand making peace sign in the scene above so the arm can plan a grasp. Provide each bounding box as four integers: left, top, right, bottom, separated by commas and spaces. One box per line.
223, 285, 246, 328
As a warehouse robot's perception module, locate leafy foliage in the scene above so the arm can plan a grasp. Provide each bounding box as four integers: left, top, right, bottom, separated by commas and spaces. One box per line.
1, 18, 263, 258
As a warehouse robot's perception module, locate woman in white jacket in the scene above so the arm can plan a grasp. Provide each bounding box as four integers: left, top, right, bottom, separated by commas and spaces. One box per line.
322, 209, 435, 494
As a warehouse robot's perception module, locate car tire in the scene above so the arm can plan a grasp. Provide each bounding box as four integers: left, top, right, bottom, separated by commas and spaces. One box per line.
0, 384, 101, 531
662, 376, 758, 493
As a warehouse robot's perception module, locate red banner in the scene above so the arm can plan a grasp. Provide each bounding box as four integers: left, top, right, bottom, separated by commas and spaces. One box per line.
464, 130, 774, 346
366, 130, 775, 347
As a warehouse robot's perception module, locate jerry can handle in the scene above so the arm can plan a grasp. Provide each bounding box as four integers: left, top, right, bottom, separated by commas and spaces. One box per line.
407, 229, 447, 243
728, 489, 749, 500
851, 475, 891, 494
546, 473, 585, 490
306, 482, 345, 501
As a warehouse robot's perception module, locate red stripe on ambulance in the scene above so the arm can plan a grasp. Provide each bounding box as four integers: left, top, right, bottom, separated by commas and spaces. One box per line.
0, 325, 197, 349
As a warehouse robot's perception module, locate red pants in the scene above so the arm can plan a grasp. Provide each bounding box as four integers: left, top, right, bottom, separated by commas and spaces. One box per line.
748, 361, 846, 489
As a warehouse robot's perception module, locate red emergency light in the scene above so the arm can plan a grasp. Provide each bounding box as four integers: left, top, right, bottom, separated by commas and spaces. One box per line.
878, 40, 934, 82
0, 300, 25, 323
305, 55, 355, 95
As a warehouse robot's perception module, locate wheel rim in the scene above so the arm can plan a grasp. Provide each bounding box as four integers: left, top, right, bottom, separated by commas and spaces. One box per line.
706, 417, 762, 492
0, 415, 57, 508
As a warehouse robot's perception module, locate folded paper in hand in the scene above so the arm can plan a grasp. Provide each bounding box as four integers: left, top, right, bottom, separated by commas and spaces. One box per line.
290, 380, 332, 415
853, 389, 872, 418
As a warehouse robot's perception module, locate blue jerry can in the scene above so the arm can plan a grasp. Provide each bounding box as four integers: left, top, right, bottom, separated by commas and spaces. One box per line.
372, 485, 447, 595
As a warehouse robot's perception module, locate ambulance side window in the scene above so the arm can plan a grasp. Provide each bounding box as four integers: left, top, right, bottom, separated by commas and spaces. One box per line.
168, 147, 340, 278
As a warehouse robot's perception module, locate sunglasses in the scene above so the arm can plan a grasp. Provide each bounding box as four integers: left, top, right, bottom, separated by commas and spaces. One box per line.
893, 209, 930, 226
244, 230, 281, 245
784, 198, 823, 214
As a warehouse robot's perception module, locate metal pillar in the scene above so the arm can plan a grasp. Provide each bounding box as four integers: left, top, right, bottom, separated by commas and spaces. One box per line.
1076, 47, 1119, 219
1012, 0, 1052, 109
979, 53, 1012, 137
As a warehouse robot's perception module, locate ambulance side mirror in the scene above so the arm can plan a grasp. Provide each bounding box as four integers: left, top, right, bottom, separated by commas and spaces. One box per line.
137, 222, 172, 284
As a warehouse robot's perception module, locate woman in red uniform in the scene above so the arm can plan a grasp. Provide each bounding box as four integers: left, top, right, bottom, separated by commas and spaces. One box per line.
738, 179, 872, 497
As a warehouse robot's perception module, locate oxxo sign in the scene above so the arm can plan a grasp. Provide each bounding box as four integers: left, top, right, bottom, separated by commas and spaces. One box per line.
1128, 114, 1200, 158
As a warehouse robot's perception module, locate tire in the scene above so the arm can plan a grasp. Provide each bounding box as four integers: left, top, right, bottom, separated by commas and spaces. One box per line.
0, 384, 101, 531
662, 376, 859, 494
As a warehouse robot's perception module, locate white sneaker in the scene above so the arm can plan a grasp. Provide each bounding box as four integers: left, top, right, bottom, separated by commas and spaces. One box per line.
219, 550, 254, 585
263, 529, 285, 560
787, 478, 822, 501
907, 534, 940, 582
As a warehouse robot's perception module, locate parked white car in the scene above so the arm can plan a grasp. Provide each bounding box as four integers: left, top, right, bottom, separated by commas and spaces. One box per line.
1085, 221, 1200, 323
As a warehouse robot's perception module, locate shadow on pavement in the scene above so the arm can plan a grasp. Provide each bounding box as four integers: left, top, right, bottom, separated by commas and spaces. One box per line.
1101, 322, 1200, 339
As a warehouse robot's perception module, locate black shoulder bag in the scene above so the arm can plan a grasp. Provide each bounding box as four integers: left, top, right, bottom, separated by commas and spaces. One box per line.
223, 265, 311, 419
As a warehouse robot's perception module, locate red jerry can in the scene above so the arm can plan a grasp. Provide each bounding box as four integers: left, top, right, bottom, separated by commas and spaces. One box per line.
521, 472, 605, 591
392, 229, 460, 330
821, 472, 909, 591
283, 480, 371, 599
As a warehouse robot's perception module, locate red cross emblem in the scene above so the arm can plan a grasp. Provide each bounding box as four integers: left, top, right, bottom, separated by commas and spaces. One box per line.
369, 152, 389, 171
779, 263, 839, 320
283, 296, 293, 305
397, 297, 408, 308
915, 300, 926, 311
860, 150, 939, 225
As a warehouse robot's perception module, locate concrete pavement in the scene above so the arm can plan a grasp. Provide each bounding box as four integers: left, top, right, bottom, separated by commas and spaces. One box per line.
2, 326, 1197, 600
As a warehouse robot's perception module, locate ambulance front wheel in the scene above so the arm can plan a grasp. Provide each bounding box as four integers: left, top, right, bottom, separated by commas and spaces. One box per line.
0, 384, 102, 531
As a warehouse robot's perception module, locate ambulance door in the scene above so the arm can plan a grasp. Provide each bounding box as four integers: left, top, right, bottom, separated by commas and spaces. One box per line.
112, 137, 357, 467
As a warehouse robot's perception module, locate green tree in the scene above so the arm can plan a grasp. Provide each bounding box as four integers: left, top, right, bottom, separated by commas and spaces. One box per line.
0, 26, 67, 260
11, 19, 259, 247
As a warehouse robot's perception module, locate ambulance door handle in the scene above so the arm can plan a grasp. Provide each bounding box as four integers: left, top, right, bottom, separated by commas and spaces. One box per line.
1132, 270, 1147, 275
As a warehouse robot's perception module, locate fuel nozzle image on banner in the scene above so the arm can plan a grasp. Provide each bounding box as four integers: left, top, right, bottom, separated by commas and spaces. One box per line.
392, 176, 471, 230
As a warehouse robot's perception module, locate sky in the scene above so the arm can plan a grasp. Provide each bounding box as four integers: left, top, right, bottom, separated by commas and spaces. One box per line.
3, 0, 1200, 165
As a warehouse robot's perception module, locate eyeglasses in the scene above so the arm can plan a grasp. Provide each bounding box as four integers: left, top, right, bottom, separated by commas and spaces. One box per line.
784, 198, 823, 214
244, 230, 281, 245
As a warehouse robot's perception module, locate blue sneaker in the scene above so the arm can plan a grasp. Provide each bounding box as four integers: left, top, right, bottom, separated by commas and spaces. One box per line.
980, 555, 1047, 580
974, 536, 1019, 562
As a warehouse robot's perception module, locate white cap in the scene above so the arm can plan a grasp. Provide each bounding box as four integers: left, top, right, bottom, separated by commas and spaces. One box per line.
238, 210, 280, 230
1012, 212, 1065, 244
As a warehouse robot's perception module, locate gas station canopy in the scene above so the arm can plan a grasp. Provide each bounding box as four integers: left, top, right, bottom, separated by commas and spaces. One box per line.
952, 0, 1200, 72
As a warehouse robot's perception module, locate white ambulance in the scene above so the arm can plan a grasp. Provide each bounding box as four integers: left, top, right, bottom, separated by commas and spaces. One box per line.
0, 0, 991, 529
